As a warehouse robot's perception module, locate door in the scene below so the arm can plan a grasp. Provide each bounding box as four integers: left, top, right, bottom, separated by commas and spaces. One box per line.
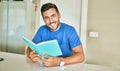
0, 1, 37, 54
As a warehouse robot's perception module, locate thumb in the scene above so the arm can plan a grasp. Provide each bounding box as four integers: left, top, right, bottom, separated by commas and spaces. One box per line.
42, 53, 51, 59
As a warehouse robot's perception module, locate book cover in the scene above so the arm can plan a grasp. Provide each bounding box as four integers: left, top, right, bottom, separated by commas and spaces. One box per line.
22, 36, 62, 58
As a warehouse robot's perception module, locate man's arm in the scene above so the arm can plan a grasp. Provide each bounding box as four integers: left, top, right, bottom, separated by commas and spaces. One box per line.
61, 45, 85, 65
41, 45, 85, 67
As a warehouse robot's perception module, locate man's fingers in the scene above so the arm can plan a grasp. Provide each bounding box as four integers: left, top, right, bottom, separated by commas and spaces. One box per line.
30, 50, 35, 55
33, 57, 40, 62
29, 50, 35, 57
43, 53, 51, 59
31, 54, 41, 62
41, 53, 50, 62
29, 51, 41, 59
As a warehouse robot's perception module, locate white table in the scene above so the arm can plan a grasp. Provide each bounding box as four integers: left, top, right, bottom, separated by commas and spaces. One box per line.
0, 51, 120, 71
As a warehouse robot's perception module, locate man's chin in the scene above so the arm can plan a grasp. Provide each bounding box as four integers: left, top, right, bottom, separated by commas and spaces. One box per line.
50, 27, 57, 31
47, 25, 58, 31
51, 28, 56, 31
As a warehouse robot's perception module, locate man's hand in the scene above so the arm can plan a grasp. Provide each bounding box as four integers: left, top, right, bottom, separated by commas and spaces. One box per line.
41, 53, 60, 67
28, 51, 41, 62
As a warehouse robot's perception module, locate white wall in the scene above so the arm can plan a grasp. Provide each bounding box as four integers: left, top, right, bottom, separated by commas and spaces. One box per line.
86, 0, 120, 68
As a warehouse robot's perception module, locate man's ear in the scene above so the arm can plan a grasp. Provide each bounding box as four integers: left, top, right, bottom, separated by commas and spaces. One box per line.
58, 13, 61, 18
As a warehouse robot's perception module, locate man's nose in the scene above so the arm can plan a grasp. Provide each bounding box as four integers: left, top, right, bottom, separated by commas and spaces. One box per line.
49, 17, 54, 23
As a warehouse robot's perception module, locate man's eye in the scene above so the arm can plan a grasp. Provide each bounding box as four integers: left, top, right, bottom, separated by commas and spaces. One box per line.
44, 17, 49, 20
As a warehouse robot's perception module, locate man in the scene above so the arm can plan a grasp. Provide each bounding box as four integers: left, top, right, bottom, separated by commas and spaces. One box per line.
26, 3, 84, 67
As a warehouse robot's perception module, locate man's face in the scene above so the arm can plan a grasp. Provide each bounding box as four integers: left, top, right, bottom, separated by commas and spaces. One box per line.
42, 8, 61, 31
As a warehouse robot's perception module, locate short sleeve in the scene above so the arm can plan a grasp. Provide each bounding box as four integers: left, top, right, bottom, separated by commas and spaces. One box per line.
32, 27, 42, 44
68, 27, 82, 48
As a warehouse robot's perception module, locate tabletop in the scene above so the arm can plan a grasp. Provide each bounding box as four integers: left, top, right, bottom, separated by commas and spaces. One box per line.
0, 51, 120, 71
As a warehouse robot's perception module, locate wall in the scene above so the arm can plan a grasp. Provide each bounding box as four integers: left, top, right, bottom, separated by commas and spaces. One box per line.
86, 0, 120, 68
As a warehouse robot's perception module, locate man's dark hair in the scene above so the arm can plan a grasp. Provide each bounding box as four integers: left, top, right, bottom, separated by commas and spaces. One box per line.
41, 3, 59, 15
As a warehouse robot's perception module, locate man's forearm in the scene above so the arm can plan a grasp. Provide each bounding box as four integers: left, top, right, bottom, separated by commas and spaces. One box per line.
59, 52, 84, 65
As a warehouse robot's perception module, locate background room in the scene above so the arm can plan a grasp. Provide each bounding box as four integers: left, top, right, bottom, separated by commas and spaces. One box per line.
0, 0, 120, 69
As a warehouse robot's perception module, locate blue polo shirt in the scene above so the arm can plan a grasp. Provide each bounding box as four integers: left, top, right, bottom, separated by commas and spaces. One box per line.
32, 23, 82, 57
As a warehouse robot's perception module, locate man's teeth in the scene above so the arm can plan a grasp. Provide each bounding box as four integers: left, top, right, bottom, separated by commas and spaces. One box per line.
51, 23, 55, 27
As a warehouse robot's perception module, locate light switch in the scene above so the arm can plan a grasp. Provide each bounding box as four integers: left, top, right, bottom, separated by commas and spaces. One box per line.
89, 32, 99, 37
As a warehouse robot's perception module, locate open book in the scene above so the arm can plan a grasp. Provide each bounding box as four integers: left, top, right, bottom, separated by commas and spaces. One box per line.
22, 36, 62, 58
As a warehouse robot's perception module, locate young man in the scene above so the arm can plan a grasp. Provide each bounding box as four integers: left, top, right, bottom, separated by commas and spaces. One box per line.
26, 3, 84, 67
